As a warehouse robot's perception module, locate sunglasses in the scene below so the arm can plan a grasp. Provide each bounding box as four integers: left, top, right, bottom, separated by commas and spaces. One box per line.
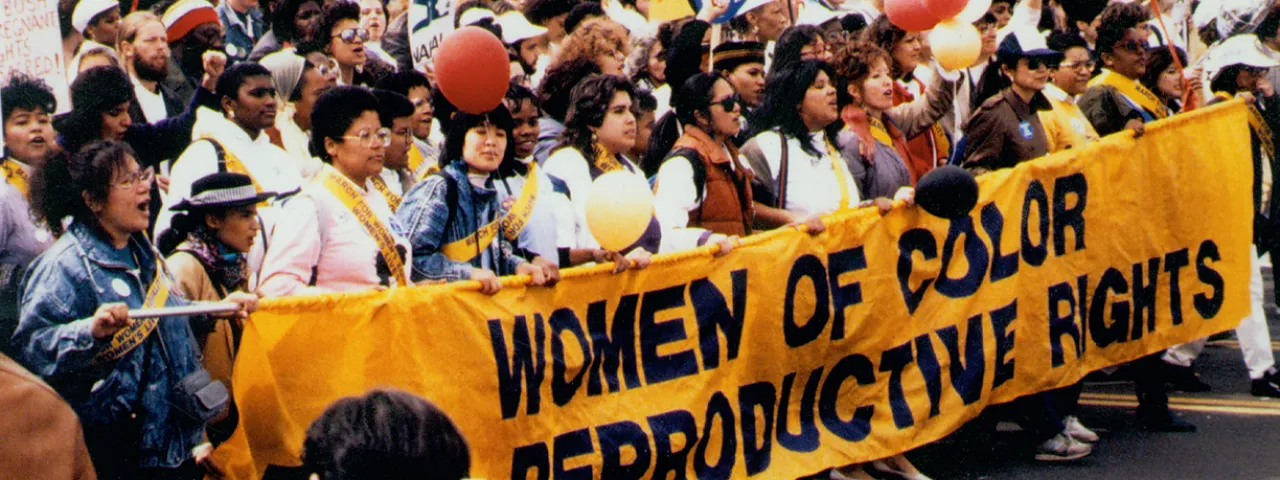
332, 27, 370, 44
711, 94, 740, 111
1026, 57, 1052, 70
1115, 38, 1150, 53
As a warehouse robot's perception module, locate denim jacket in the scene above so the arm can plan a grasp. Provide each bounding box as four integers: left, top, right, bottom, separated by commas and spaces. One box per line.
216, 2, 265, 63
395, 159, 528, 282
13, 222, 206, 470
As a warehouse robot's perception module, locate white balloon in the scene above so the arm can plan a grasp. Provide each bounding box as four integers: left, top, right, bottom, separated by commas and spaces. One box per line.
956, 0, 992, 23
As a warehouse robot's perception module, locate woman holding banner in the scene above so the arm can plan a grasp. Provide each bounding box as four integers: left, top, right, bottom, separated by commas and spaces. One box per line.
258, 86, 413, 296
15, 141, 256, 479
394, 105, 555, 294
544, 74, 727, 268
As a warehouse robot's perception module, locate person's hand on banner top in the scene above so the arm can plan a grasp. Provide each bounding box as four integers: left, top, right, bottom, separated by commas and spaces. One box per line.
516, 262, 549, 287
472, 268, 502, 294
217, 292, 260, 323
532, 256, 561, 285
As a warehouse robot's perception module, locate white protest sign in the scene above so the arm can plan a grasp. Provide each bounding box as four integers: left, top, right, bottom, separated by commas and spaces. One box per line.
0, 0, 70, 113
408, 0, 454, 74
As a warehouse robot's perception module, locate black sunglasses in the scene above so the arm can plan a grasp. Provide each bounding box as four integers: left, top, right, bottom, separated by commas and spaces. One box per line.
711, 94, 740, 111
1026, 57, 1052, 70
1115, 38, 1150, 53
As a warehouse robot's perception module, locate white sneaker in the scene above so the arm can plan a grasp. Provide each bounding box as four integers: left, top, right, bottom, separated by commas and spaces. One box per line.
869, 454, 932, 480
1064, 415, 1099, 443
1034, 433, 1092, 462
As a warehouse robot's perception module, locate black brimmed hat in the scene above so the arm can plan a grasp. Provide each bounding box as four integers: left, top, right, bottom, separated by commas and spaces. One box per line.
713, 41, 767, 72
170, 172, 276, 212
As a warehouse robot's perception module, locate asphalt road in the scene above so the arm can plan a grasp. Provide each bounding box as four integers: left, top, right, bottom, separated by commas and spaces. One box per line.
900, 268, 1280, 480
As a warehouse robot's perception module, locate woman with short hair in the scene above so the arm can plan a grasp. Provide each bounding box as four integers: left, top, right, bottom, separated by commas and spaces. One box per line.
259, 86, 412, 296
17, 141, 256, 479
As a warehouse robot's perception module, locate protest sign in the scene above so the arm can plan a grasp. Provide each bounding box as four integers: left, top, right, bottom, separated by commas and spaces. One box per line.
214, 101, 1255, 479
0, 0, 69, 111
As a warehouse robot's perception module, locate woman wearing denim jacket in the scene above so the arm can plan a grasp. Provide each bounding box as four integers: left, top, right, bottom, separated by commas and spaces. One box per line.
395, 107, 553, 294
15, 142, 256, 479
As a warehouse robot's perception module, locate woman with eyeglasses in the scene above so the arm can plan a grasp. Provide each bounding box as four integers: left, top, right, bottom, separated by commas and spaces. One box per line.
262, 49, 339, 180
1039, 32, 1100, 153
769, 25, 831, 79
961, 30, 1059, 173
16, 141, 257, 479
307, 0, 392, 87
394, 106, 556, 294
1079, 2, 1161, 137
654, 72, 766, 236
259, 86, 413, 296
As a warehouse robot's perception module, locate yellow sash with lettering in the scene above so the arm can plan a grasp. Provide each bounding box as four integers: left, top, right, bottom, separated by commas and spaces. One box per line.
197, 137, 270, 206
1, 159, 30, 198
825, 140, 853, 209
319, 169, 409, 287
91, 270, 170, 366
593, 144, 625, 173
409, 144, 442, 182
439, 164, 540, 261
369, 175, 403, 211
1215, 91, 1276, 161
869, 117, 894, 147
1089, 69, 1170, 119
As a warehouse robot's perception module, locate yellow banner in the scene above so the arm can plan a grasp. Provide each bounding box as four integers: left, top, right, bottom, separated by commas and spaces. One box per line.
215, 102, 1255, 479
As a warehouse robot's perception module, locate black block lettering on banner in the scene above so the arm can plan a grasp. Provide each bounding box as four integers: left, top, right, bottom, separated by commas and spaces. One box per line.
554, 428, 594, 479
641, 285, 699, 385
1089, 268, 1130, 348
694, 392, 737, 480
739, 381, 777, 475
897, 229, 938, 314
1195, 240, 1225, 319
598, 420, 653, 479
1048, 282, 1081, 367
776, 369, 822, 452
990, 300, 1018, 389
914, 333, 943, 417
1165, 248, 1190, 325
936, 216, 989, 299
981, 203, 1020, 282
649, 410, 699, 479
510, 442, 550, 480
691, 270, 748, 370
551, 308, 592, 407
489, 314, 547, 419
1052, 173, 1087, 255
828, 247, 868, 340
1132, 257, 1161, 340
879, 340, 916, 428
784, 255, 832, 347
1021, 180, 1050, 267
587, 295, 642, 395
937, 316, 986, 405
819, 354, 877, 441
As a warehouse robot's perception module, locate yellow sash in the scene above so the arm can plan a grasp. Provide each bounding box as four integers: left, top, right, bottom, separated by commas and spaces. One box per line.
825, 140, 853, 209
593, 144, 625, 173
1216, 92, 1277, 161
1, 159, 30, 198
91, 269, 171, 366
1089, 69, 1169, 119
319, 168, 409, 286
196, 137, 270, 207
407, 143, 426, 174
369, 175, 403, 211
869, 117, 894, 147
439, 164, 540, 262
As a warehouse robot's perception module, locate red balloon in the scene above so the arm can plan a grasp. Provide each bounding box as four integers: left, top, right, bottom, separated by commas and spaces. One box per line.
433, 27, 510, 115
884, 0, 941, 32
924, 0, 968, 19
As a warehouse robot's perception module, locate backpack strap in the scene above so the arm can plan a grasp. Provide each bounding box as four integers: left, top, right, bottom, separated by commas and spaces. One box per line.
668, 147, 707, 201
203, 138, 228, 173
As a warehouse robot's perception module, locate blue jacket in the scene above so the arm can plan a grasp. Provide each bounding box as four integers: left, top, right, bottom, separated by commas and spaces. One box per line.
216, 2, 266, 63
395, 159, 528, 282
14, 222, 206, 470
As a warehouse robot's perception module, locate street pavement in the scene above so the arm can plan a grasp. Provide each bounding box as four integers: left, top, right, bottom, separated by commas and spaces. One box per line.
902, 269, 1280, 479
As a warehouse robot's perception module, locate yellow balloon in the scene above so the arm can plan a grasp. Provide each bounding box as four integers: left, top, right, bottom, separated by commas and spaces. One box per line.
586, 171, 656, 252
930, 18, 982, 71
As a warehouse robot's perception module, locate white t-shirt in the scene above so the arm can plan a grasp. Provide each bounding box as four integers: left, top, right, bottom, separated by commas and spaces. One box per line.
133, 75, 170, 123
747, 130, 861, 216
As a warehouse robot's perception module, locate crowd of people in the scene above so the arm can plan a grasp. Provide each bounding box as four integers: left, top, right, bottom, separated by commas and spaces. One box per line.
2, 0, 1280, 478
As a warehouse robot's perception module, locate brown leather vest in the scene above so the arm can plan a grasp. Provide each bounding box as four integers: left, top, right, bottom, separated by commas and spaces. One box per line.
672, 127, 755, 236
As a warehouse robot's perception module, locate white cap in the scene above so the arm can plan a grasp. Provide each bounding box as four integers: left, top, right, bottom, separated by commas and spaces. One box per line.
796, 0, 839, 26
1204, 34, 1280, 82
457, 7, 496, 28
72, 0, 118, 33
736, 0, 776, 15
496, 11, 546, 44
1194, 0, 1274, 39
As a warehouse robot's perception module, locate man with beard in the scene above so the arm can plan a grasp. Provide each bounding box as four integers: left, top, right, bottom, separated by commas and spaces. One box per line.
159, 63, 305, 282
158, 0, 226, 105
120, 12, 185, 123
